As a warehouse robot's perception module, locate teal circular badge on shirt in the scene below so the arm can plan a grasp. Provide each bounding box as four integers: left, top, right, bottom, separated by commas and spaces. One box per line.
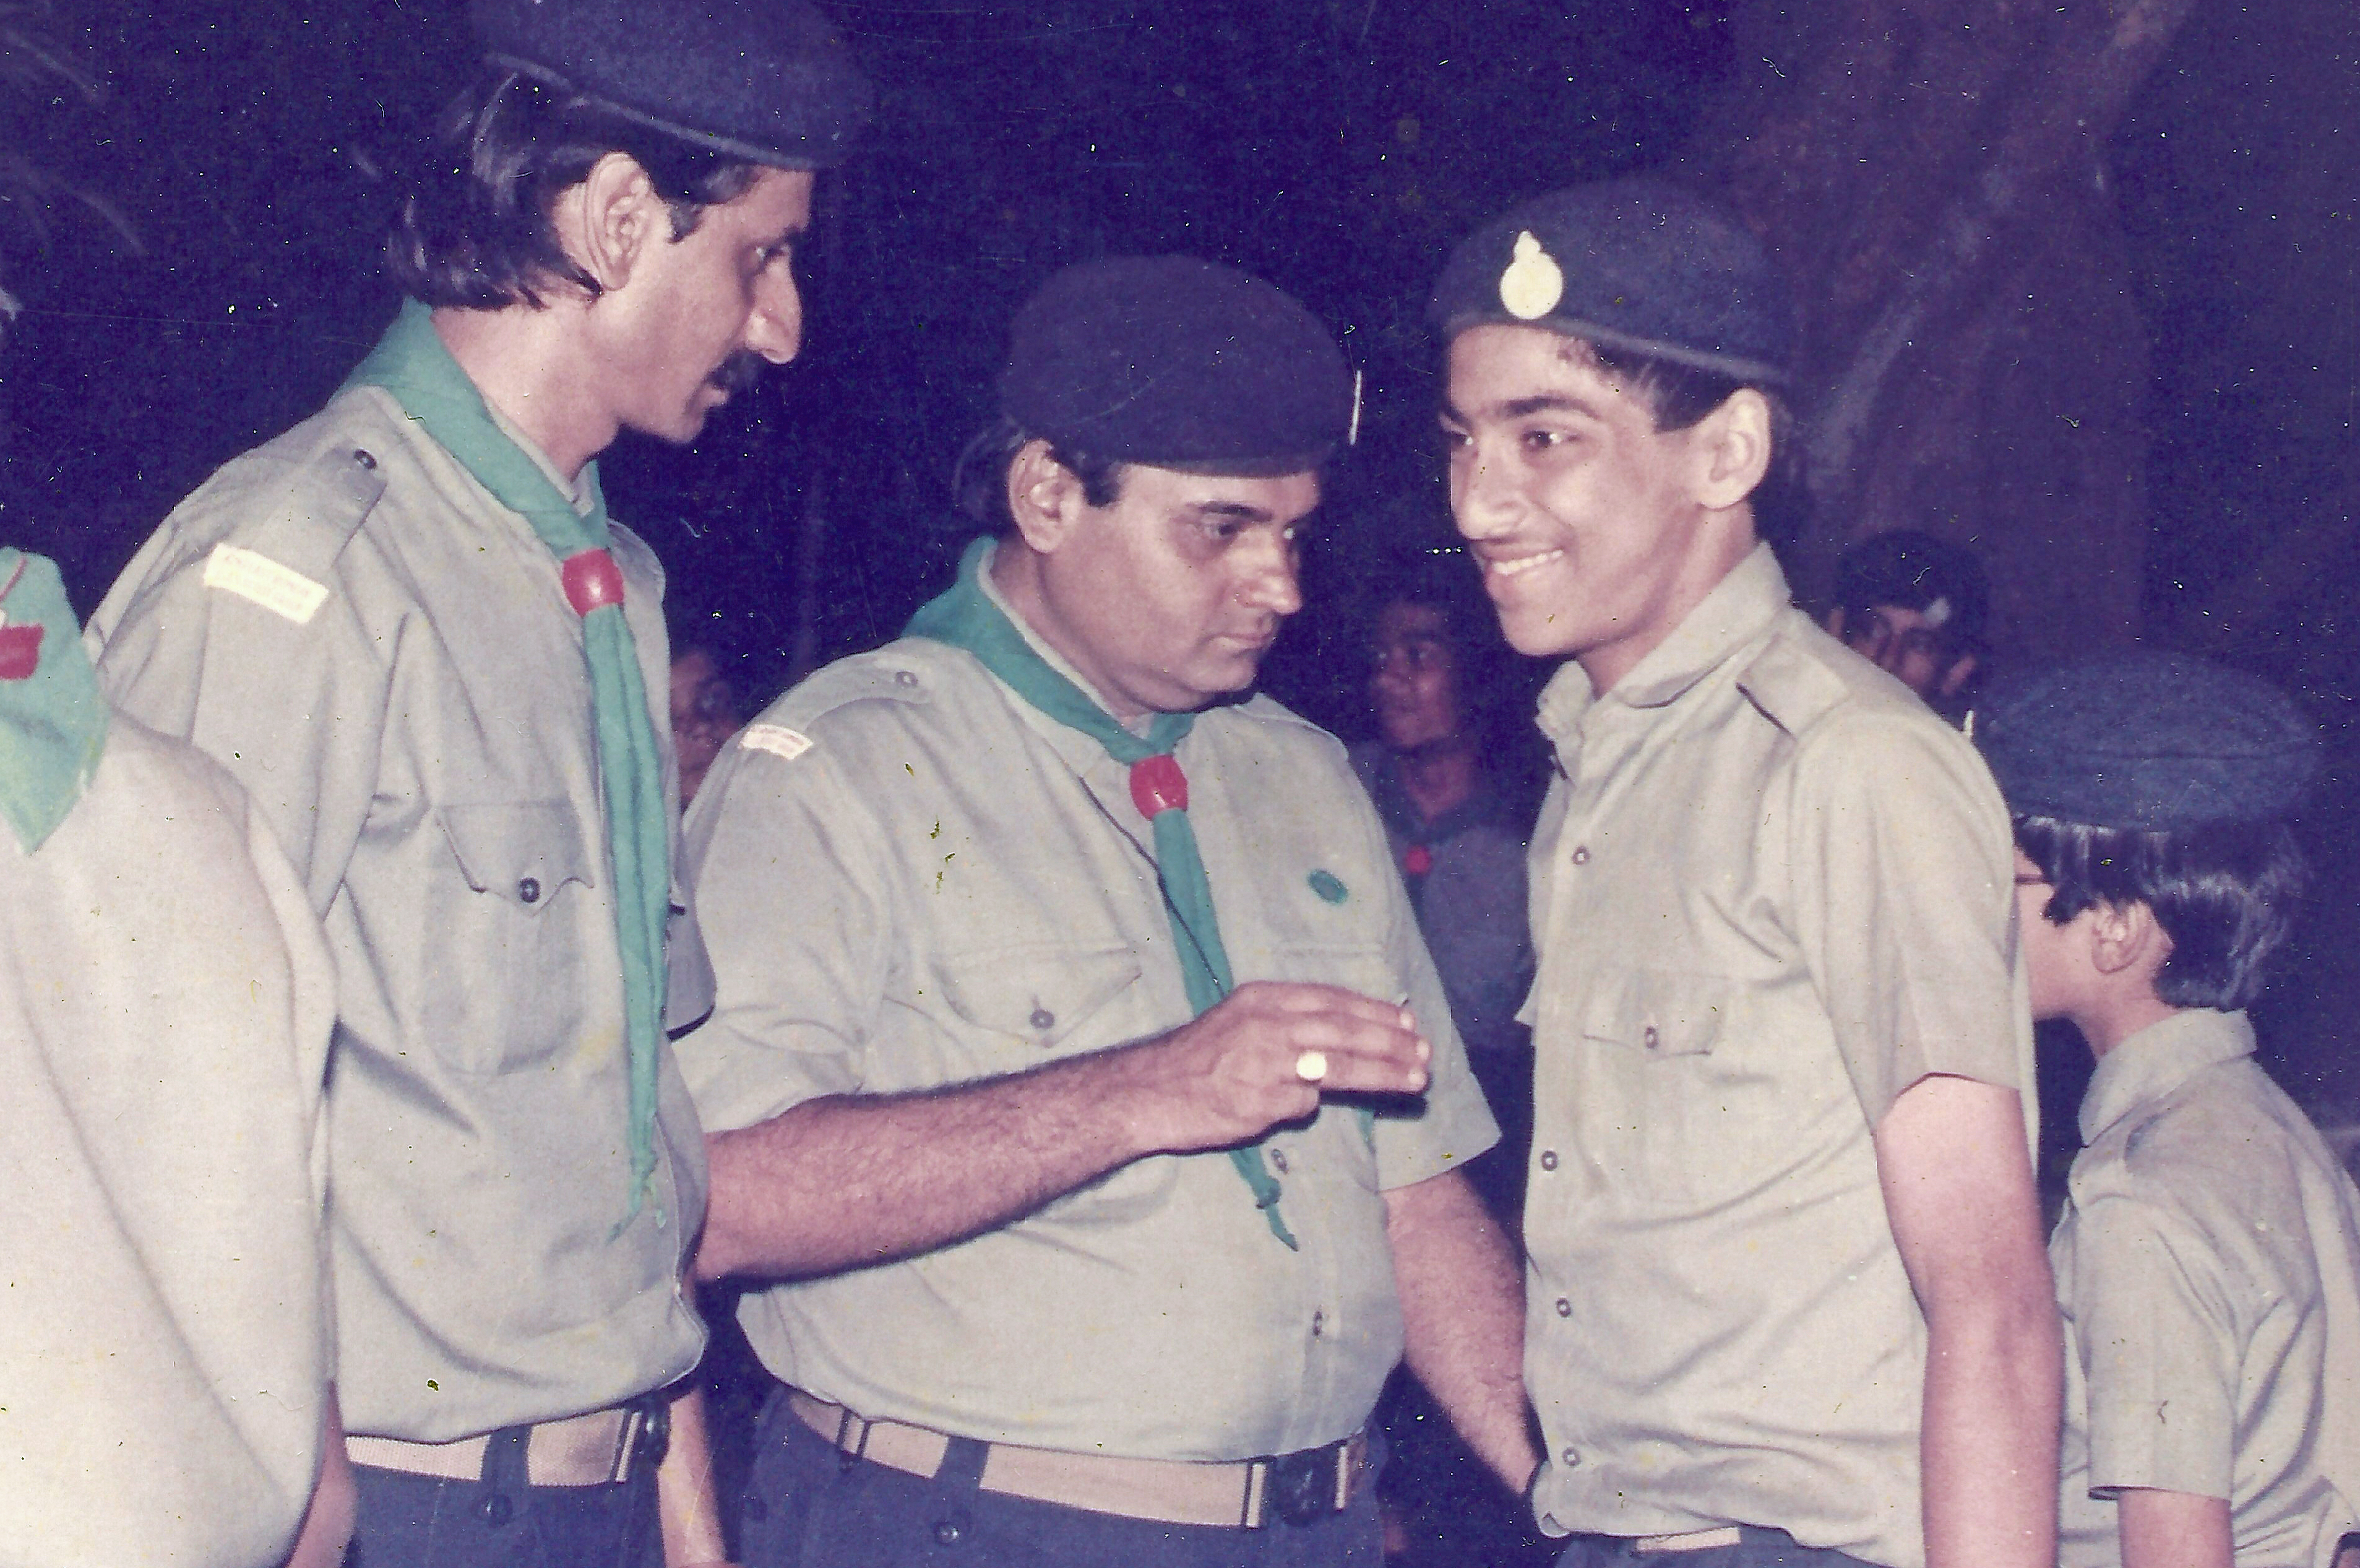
1307, 869, 1348, 905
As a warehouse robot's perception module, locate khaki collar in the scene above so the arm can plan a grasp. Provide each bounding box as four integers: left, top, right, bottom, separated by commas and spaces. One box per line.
1536, 543, 1791, 744
2079, 1009, 2257, 1144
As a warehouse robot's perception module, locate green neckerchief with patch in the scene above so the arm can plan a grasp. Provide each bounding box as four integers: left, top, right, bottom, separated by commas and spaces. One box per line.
908, 536, 1302, 1248
0, 549, 108, 855
345, 299, 669, 1229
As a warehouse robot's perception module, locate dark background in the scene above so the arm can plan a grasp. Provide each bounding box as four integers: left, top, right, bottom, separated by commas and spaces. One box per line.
4, 0, 2356, 1131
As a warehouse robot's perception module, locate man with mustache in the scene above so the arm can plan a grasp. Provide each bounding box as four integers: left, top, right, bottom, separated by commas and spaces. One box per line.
1431, 182, 2060, 1568
85, 2, 869, 1563
672, 256, 1533, 1567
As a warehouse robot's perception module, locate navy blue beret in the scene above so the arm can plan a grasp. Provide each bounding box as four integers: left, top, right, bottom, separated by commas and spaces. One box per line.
472, 0, 872, 170
1000, 256, 1353, 475
1429, 178, 1794, 384
1973, 653, 2319, 831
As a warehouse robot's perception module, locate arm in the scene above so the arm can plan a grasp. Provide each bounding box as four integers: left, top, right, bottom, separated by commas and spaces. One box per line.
1876, 1074, 2062, 1568
698, 981, 1432, 1281
1384, 1170, 1538, 1493
281, 1387, 354, 1568
656, 1383, 732, 1568
2116, 1489, 2233, 1568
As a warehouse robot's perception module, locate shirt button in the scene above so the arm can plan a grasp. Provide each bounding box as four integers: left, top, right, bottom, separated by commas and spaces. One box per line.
1571, 844, 1590, 865
1561, 1447, 1581, 1468
1555, 1296, 1572, 1317
1538, 1150, 1559, 1172
517, 877, 541, 904
895, 670, 919, 688
1269, 1148, 1290, 1174
1029, 1006, 1054, 1031
1311, 1309, 1325, 1337
932, 1520, 963, 1546
352, 447, 377, 470
1642, 1025, 1660, 1050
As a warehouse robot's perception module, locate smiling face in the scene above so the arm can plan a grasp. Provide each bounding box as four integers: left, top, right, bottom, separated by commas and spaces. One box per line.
1369, 600, 1466, 754
1013, 455, 1316, 720
596, 165, 815, 445
1443, 323, 1758, 689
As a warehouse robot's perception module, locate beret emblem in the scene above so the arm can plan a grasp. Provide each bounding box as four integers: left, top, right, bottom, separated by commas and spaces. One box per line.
1499, 231, 1564, 321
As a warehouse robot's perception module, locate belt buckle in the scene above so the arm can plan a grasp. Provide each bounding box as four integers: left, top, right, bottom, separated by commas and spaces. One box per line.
1267, 1441, 1340, 1528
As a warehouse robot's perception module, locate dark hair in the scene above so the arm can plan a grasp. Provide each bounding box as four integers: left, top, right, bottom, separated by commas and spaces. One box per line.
1576, 340, 1807, 548
951, 415, 1126, 531
387, 68, 764, 310
1835, 529, 1991, 650
2014, 813, 2309, 1010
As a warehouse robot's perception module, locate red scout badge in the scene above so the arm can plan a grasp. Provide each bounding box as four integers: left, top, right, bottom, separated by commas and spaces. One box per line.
561, 548, 627, 616
1129, 754, 1189, 818
1403, 843, 1434, 877
0, 556, 39, 679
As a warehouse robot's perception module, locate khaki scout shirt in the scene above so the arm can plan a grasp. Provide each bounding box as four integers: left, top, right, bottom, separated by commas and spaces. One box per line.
674, 574, 1497, 1463
1521, 545, 2032, 1568
87, 384, 708, 1444
2056, 1010, 2360, 1568
2, 720, 335, 1567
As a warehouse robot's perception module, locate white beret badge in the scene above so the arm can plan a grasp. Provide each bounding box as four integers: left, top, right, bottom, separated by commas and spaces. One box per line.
1499, 231, 1565, 321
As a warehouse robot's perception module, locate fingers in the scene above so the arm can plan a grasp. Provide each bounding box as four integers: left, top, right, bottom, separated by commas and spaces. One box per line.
1225, 981, 1431, 1096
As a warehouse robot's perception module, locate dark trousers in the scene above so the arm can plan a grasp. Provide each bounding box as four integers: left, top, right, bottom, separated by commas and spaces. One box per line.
1556, 1528, 1887, 1568
347, 1426, 661, 1568
739, 1385, 1384, 1568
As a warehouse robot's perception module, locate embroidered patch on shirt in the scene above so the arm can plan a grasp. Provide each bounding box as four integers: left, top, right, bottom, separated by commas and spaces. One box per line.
1307, 869, 1349, 905
203, 543, 329, 624
739, 724, 814, 762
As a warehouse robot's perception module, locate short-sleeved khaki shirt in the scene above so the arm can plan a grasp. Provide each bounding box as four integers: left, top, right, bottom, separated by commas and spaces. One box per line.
87, 384, 708, 1443
674, 568, 1497, 1463
1520, 545, 2033, 1568
2056, 1009, 2360, 1568
2, 718, 335, 1567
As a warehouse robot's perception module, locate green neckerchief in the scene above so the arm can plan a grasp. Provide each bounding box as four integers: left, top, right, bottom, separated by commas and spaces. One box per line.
0, 549, 108, 854
907, 537, 1299, 1249
345, 300, 668, 1228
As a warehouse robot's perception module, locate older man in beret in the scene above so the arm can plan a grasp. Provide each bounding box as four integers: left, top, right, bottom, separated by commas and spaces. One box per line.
673, 256, 1533, 1567
85, 3, 870, 1563
1431, 181, 2061, 1568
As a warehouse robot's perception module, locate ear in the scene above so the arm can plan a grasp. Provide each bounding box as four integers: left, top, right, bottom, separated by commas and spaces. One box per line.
551, 153, 663, 293
1936, 651, 1980, 699
1686, 388, 1773, 510
2089, 900, 2169, 980
1005, 439, 1092, 555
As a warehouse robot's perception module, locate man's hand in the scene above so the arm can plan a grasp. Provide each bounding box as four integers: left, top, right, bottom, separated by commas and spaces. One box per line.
1117, 982, 1432, 1156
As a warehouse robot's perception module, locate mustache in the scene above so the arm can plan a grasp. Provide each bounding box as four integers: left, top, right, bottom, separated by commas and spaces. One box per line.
708, 351, 769, 395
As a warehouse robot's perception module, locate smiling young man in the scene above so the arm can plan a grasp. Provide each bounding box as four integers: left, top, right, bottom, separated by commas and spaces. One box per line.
671, 256, 1531, 1568
1431, 181, 2061, 1568
84, 4, 869, 1564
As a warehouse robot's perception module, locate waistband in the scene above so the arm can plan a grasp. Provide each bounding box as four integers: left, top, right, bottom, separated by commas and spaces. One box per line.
786, 1389, 1368, 1530
346, 1401, 668, 1488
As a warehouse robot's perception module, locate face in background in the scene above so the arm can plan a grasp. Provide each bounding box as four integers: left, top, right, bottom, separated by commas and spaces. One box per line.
2013, 848, 2082, 1023
595, 165, 815, 445
1021, 459, 1316, 720
669, 647, 741, 804
1830, 603, 1977, 699
1442, 323, 1741, 686
1369, 600, 1466, 755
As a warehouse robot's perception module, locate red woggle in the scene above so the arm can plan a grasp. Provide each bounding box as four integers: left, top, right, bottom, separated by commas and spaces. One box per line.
561, 549, 627, 617
0, 623, 42, 680
1403, 843, 1433, 877
1129, 754, 1189, 817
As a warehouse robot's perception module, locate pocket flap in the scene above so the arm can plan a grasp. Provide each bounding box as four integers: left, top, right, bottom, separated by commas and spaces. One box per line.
938, 946, 1143, 1052
1578, 970, 1742, 1057
439, 801, 597, 910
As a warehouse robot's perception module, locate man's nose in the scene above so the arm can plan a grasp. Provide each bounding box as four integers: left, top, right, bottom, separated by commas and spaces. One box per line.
1450, 450, 1517, 538
1239, 533, 1303, 617
747, 267, 804, 365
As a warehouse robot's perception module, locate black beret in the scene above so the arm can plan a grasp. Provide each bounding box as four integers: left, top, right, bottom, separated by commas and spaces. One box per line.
1973, 653, 2319, 832
1000, 256, 1353, 476
472, 0, 872, 170
1834, 530, 1991, 643
1429, 178, 1794, 384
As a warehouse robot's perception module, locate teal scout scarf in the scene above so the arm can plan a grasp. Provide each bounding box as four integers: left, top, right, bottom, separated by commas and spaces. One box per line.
907, 538, 1299, 1249
347, 301, 669, 1226
0, 549, 108, 855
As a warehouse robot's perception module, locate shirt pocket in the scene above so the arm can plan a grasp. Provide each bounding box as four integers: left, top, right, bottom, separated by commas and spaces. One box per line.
430, 800, 598, 1075
1574, 969, 1770, 1207
930, 944, 1146, 1072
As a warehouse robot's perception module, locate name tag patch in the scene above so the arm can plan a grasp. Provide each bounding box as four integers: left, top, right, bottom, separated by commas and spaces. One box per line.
740, 724, 814, 762
204, 544, 329, 624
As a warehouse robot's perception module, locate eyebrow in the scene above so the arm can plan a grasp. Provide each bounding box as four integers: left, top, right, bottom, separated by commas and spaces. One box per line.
1188, 500, 1277, 522
1437, 392, 1606, 424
